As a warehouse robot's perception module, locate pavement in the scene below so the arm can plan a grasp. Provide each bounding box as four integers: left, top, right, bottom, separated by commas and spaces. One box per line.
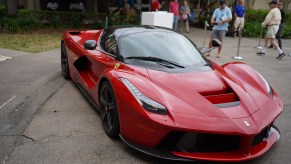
0, 27, 290, 164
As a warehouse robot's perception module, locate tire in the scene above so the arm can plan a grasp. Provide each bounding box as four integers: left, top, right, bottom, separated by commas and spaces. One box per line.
61, 42, 71, 80
99, 81, 120, 138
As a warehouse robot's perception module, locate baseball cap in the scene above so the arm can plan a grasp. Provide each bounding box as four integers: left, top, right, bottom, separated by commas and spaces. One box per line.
219, 0, 226, 4
268, 0, 278, 4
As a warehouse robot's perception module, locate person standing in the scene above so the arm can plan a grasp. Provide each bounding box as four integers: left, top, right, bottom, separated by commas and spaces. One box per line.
268, 1, 285, 50
257, 0, 286, 59
151, 0, 165, 11
169, 0, 179, 32
233, 0, 245, 37
205, 0, 232, 58
180, 0, 190, 33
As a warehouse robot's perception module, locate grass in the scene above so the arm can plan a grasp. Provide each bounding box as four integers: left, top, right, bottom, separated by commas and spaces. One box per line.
0, 32, 62, 53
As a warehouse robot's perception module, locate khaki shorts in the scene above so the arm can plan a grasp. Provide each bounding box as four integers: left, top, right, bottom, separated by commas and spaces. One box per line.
266, 25, 279, 39
234, 17, 245, 30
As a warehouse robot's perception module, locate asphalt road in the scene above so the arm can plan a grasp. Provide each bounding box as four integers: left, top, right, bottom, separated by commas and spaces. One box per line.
0, 27, 290, 164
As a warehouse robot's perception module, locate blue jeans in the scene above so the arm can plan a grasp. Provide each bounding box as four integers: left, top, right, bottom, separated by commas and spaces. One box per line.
173, 16, 178, 31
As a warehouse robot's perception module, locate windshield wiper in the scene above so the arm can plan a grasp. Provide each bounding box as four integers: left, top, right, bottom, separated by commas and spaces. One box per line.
125, 56, 185, 68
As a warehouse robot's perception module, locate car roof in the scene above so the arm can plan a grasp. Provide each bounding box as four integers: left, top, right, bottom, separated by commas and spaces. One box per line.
104, 25, 175, 40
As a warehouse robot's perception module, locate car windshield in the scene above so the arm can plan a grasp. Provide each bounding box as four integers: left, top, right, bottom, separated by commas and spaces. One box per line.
119, 31, 207, 67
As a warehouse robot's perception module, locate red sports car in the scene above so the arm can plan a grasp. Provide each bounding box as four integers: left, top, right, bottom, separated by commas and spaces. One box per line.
61, 26, 283, 162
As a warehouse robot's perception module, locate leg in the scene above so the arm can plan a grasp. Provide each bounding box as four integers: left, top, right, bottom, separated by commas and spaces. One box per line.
216, 30, 226, 58
234, 18, 238, 37
217, 44, 222, 58
180, 19, 184, 32
174, 16, 178, 31
205, 30, 217, 56
205, 39, 212, 56
186, 19, 189, 33
276, 24, 283, 49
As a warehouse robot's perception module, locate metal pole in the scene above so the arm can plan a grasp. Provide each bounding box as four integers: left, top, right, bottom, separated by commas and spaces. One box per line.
200, 21, 209, 52
104, 17, 108, 29
232, 28, 244, 60
255, 27, 263, 49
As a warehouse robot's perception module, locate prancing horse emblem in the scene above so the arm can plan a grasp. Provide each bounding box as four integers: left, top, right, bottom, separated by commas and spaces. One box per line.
244, 121, 250, 127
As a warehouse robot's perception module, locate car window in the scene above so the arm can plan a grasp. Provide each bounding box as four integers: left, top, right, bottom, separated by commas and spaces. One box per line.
119, 32, 207, 67
101, 31, 118, 57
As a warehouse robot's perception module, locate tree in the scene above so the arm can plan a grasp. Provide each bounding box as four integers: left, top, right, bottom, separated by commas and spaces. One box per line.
282, 0, 291, 10
245, 0, 256, 9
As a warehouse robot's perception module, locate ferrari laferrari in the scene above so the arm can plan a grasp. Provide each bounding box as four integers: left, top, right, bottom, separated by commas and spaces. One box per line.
61, 25, 283, 161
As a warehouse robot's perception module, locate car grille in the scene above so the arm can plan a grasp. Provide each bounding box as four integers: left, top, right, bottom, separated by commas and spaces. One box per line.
159, 131, 240, 153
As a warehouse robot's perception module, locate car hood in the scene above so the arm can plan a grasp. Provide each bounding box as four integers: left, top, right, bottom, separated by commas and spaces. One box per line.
146, 69, 262, 119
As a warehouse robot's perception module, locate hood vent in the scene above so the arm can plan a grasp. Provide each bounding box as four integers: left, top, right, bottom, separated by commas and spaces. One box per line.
203, 87, 240, 108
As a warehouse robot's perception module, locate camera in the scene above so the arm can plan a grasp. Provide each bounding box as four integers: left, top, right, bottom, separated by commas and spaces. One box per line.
213, 23, 218, 25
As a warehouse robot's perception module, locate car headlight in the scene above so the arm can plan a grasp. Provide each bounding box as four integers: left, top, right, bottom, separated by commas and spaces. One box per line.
256, 71, 273, 97
120, 78, 167, 115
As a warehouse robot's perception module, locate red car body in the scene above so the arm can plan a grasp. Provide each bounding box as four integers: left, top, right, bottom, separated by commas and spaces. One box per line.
61, 26, 283, 161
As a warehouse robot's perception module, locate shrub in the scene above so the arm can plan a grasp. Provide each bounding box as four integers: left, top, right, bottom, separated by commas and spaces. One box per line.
0, 5, 6, 28
242, 9, 291, 38
2, 16, 41, 33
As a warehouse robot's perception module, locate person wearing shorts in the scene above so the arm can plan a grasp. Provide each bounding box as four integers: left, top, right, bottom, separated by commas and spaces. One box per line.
234, 0, 245, 37
268, 1, 285, 49
257, 0, 286, 59
205, 0, 232, 58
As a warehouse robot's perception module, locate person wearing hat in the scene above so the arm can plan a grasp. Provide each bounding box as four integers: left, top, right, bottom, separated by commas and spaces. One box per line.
257, 0, 286, 59
205, 0, 232, 58
268, 1, 285, 50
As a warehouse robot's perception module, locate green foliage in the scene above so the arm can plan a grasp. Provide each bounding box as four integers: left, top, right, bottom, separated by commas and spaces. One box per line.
0, 4, 6, 28
2, 16, 41, 33
1, 9, 139, 33
242, 9, 291, 38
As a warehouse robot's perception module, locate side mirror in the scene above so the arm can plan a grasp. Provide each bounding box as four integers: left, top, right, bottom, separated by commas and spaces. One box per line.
212, 39, 221, 47
84, 40, 97, 50
201, 39, 222, 54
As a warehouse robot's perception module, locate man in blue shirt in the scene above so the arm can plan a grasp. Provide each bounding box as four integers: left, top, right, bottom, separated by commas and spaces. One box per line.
205, 0, 232, 58
234, 0, 245, 37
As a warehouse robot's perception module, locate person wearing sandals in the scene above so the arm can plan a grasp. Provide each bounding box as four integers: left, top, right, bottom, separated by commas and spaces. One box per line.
180, 0, 190, 33
205, 0, 232, 58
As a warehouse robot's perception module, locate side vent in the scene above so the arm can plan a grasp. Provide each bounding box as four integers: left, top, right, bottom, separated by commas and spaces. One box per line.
73, 56, 96, 88
69, 31, 81, 35
74, 56, 88, 71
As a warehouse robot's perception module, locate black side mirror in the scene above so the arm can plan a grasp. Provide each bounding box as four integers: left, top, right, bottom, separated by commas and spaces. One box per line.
84, 40, 97, 50
201, 39, 222, 54
212, 39, 221, 47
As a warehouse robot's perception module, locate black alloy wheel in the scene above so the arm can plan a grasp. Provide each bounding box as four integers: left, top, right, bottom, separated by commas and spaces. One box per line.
61, 42, 71, 79
100, 81, 120, 138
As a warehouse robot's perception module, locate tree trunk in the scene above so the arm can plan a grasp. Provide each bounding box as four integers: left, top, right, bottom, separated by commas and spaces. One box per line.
245, 0, 256, 9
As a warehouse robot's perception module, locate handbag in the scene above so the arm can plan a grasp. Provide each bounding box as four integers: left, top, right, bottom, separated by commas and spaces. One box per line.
181, 13, 188, 20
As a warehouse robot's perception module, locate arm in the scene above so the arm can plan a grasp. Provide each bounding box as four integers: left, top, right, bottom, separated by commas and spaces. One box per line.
159, 1, 165, 9
262, 10, 273, 27
210, 9, 217, 25
234, 6, 237, 19
224, 8, 232, 23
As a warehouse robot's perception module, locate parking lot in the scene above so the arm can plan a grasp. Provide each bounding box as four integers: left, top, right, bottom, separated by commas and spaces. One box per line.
0, 27, 291, 163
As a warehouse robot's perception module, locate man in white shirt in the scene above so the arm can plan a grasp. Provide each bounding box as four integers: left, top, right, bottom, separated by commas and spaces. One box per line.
257, 0, 286, 59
